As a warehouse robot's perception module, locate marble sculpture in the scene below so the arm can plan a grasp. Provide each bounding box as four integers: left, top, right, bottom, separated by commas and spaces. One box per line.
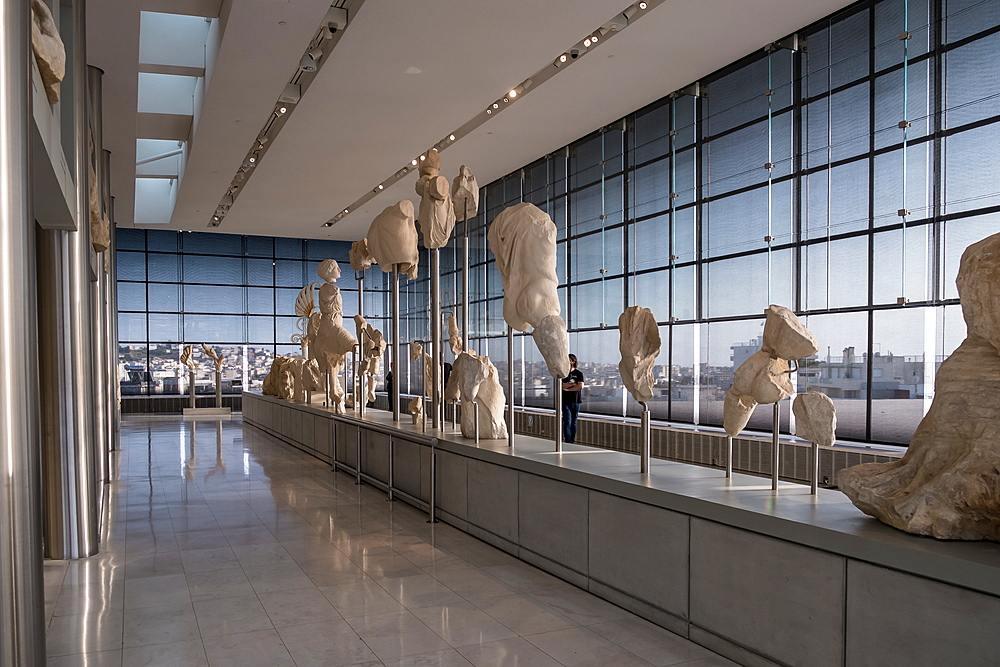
350, 239, 375, 272
487, 202, 570, 379
792, 391, 837, 448
367, 201, 419, 279
723, 305, 819, 437
452, 165, 479, 221
837, 232, 1000, 542
88, 135, 110, 253
201, 344, 224, 372
354, 315, 386, 404
445, 351, 508, 439
448, 315, 463, 356
414, 149, 456, 249
618, 306, 661, 404
307, 260, 356, 414
31, 0, 65, 104
180, 345, 197, 372
262, 356, 321, 402
409, 341, 433, 396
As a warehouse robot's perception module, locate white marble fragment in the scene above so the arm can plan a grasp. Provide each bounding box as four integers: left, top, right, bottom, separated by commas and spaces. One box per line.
308, 260, 356, 414
415, 150, 456, 249
201, 344, 224, 372
793, 391, 837, 447
31, 0, 65, 104
409, 341, 433, 396
349, 239, 375, 272
407, 396, 422, 424
532, 315, 570, 379
445, 351, 508, 440
180, 345, 197, 372
618, 306, 661, 404
487, 202, 561, 332
837, 232, 1000, 542
88, 134, 110, 253
354, 314, 386, 404
723, 389, 757, 438
452, 165, 479, 221
762, 305, 819, 360
448, 315, 463, 356
368, 200, 419, 279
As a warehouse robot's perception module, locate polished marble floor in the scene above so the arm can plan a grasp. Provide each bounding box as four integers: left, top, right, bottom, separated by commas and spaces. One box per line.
43, 414, 739, 667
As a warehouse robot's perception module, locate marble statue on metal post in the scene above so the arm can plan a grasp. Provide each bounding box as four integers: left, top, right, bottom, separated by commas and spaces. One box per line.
792, 392, 837, 448
414, 149, 456, 249
445, 351, 508, 440
838, 232, 1000, 542
88, 134, 110, 253
307, 260, 356, 414
618, 306, 661, 404
292, 283, 316, 355
350, 238, 375, 272
201, 344, 224, 372
30, 0, 65, 104
354, 315, 386, 405
452, 165, 479, 222
487, 202, 570, 379
367, 200, 419, 279
722, 305, 819, 437
448, 315, 463, 356
409, 341, 433, 398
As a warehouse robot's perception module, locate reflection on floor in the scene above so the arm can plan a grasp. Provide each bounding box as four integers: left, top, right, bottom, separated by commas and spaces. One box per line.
43, 414, 739, 667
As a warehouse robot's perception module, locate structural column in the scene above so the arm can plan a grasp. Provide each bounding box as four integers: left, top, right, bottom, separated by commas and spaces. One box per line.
0, 0, 47, 662
88, 66, 109, 490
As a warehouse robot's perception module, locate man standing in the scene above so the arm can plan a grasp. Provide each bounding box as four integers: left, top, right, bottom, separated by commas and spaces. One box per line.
562, 354, 584, 444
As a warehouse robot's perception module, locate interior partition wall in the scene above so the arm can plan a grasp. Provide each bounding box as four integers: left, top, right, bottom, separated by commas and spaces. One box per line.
441, 0, 1000, 447
115, 228, 390, 398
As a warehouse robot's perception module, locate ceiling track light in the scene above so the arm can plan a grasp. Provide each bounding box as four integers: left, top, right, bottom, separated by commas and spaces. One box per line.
449, 134, 456, 141
639, 1, 647, 8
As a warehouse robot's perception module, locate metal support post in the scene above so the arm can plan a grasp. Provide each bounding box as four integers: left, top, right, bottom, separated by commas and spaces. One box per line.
189, 370, 196, 409
507, 327, 515, 447
462, 211, 470, 349
452, 401, 457, 430
555, 376, 563, 453
428, 438, 438, 523
355, 430, 362, 485
726, 436, 733, 478
772, 402, 780, 490
215, 370, 222, 408
474, 402, 480, 443
387, 437, 395, 501
811, 442, 819, 495
1, 0, 46, 658
431, 248, 440, 429
392, 266, 400, 421
640, 405, 651, 474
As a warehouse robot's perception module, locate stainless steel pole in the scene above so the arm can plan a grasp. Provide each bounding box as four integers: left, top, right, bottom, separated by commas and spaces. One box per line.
387, 437, 395, 501
555, 376, 562, 452
507, 326, 514, 448
0, 0, 46, 659
428, 438, 438, 523
215, 370, 222, 408
103, 152, 117, 443
355, 430, 362, 485
726, 436, 733, 478
189, 370, 196, 409
811, 442, 819, 495
462, 212, 469, 349
392, 266, 400, 421
772, 402, 780, 490
69, 0, 99, 557
640, 406, 651, 473
431, 248, 440, 429
474, 402, 480, 444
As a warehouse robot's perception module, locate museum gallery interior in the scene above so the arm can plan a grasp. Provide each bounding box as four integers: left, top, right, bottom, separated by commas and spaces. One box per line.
2, 0, 999, 665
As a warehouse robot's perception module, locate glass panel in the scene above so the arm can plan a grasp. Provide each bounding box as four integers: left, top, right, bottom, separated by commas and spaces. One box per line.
118, 344, 148, 395
871, 307, 935, 443
117, 282, 146, 311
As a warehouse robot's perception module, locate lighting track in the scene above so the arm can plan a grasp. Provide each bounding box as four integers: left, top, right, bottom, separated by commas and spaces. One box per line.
209, 2, 355, 228
321, 0, 665, 229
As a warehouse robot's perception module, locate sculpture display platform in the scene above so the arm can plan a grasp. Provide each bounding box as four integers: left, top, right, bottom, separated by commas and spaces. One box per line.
368, 201, 419, 279
414, 149, 456, 249
487, 202, 570, 379
838, 231, 1000, 542
445, 351, 508, 440
618, 306, 661, 404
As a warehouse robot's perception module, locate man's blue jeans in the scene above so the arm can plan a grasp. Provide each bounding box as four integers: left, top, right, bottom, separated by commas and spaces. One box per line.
562, 402, 580, 443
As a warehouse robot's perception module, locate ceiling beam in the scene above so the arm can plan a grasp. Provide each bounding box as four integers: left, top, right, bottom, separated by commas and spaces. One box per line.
139, 63, 206, 77
140, 0, 222, 19
137, 112, 193, 141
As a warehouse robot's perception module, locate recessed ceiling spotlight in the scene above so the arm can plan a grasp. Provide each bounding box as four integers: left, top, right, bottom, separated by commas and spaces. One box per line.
639, 1, 647, 8
560, 54, 568, 62
592, 34, 599, 43
343, 208, 349, 213
278, 106, 287, 114
584, 37, 592, 47
509, 89, 517, 98
378, 184, 384, 190
411, 159, 418, 166
420, 154, 426, 161
503, 96, 509, 103
492, 103, 499, 109
323, 222, 333, 227
449, 134, 456, 141
487, 109, 492, 114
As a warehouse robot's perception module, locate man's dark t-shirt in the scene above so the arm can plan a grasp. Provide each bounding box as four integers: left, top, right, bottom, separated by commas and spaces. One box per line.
562, 369, 584, 404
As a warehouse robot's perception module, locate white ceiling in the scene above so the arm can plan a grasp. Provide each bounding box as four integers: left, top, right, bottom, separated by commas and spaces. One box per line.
90, 0, 855, 242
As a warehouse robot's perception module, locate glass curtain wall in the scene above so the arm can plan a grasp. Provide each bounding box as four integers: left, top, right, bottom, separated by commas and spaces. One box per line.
116, 228, 389, 396
444, 0, 1000, 446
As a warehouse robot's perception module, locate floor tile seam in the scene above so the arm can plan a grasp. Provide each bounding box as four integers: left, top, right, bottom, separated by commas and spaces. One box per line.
522, 625, 659, 667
